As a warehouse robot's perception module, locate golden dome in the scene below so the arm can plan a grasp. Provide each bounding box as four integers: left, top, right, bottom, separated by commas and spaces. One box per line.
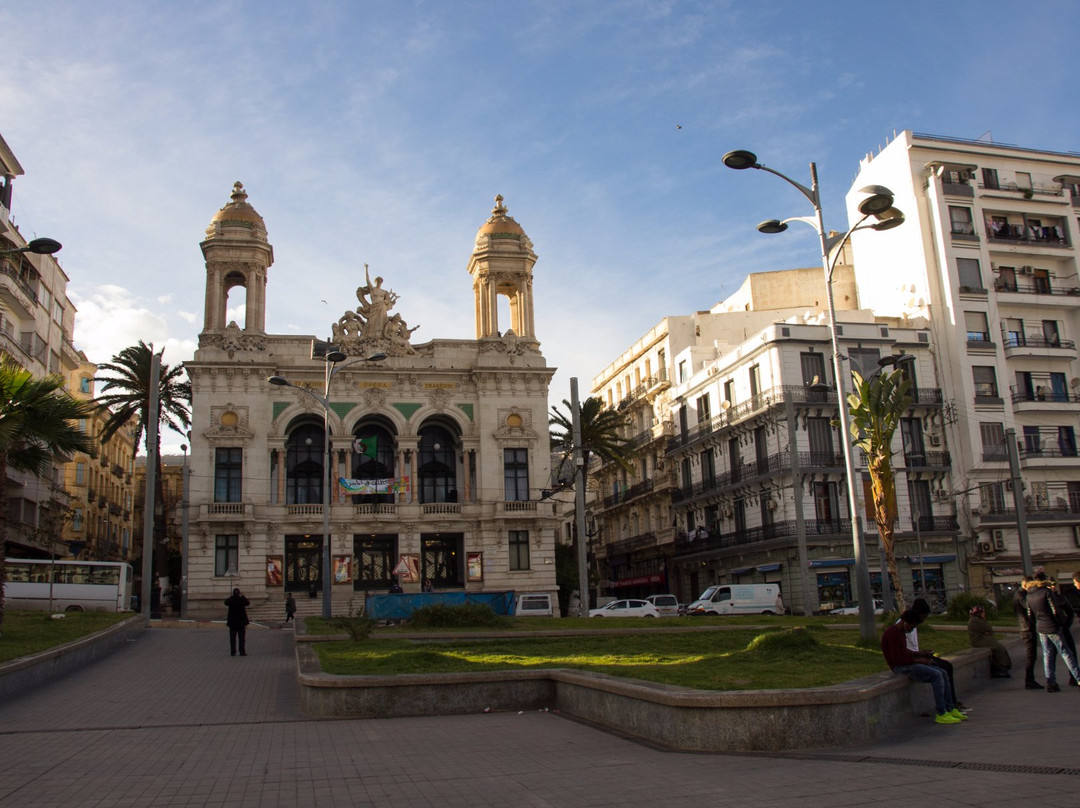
210, 181, 265, 228
476, 194, 525, 236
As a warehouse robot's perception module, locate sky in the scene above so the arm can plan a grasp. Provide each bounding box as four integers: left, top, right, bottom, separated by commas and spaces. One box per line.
3, 0, 1079, 453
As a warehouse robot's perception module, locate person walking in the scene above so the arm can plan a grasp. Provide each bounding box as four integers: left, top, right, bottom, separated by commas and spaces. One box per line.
1025, 572, 1080, 692
224, 588, 251, 657
1015, 576, 1042, 689
285, 593, 297, 623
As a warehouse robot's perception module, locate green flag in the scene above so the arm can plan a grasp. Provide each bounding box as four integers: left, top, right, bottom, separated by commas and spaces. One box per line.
353, 436, 378, 459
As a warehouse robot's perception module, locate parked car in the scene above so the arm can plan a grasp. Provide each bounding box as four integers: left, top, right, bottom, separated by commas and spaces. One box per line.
589, 599, 659, 618
829, 599, 885, 616
645, 594, 681, 617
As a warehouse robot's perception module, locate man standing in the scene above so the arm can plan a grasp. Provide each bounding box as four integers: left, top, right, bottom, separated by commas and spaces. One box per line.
1025, 572, 1080, 692
1015, 576, 1041, 689
224, 588, 251, 657
882, 610, 967, 725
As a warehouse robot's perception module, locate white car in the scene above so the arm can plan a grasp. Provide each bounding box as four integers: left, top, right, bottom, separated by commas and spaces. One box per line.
829, 599, 885, 616
589, 599, 659, 618
645, 594, 681, 617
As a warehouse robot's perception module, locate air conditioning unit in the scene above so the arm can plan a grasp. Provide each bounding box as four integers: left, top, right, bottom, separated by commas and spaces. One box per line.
765, 499, 778, 510
928, 435, 942, 447
934, 489, 950, 501
992, 529, 1006, 551
1020, 265, 1034, 275
978, 540, 994, 554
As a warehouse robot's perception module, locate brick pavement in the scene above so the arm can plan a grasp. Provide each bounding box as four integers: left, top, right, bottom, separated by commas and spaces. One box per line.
0, 624, 1078, 807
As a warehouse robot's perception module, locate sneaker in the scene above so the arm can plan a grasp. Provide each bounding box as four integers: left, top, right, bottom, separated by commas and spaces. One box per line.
948, 709, 968, 721
935, 712, 961, 725
1047, 682, 1061, 693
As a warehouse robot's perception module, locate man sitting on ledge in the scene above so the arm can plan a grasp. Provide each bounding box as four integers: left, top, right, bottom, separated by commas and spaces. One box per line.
882, 610, 968, 725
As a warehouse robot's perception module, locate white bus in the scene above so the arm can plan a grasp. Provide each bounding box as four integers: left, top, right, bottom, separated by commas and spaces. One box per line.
3, 559, 134, 613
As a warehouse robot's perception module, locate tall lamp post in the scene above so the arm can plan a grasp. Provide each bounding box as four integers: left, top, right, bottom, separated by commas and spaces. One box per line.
723, 149, 905, 641
0, 237, 63, 256
268, 350, 386, 619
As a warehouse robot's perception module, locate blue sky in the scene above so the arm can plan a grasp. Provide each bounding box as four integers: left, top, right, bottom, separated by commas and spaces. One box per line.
3, 1, 1079, 449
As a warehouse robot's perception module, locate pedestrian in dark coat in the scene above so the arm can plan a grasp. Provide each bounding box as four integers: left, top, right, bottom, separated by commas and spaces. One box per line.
1026, 573, 1080, 691
285, 593, 297, 623
1015, 577, 1041, 689
224, 588, 251, 656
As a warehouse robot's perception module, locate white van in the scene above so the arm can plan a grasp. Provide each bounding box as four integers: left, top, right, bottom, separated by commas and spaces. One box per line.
687, 583, 783, 616
515, 593, 553, 616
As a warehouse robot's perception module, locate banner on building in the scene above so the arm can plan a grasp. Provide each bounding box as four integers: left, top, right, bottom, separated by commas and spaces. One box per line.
337, 476, 411, 495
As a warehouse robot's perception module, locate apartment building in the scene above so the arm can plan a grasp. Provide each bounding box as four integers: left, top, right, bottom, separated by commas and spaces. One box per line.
849, 131, 1080, 599
62, 355, 138, 562
0, 131, 82, 557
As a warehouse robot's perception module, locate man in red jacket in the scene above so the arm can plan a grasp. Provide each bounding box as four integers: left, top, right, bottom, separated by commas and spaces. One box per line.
882, 610, 966, 725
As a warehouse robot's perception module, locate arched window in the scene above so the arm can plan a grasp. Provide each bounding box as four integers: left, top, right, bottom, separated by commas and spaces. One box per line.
351, 423, 396, 504
287, 424, 324, 504
418, 424, 457, 503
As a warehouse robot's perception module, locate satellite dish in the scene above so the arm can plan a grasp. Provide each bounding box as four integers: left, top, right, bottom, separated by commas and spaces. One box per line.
720, 400, 731, 411
1070, 377, 1080, 389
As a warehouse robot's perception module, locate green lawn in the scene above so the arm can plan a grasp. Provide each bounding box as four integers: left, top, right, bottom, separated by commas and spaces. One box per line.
313, 620, 977, 690
0, 610, 132, 664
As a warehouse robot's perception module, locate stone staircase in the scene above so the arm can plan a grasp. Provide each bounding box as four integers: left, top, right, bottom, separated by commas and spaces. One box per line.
245, 592, 367, 626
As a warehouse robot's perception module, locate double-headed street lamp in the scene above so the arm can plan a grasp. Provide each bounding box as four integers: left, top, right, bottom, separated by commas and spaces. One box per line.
268, 350, 386, 619
723, 149, 905, 642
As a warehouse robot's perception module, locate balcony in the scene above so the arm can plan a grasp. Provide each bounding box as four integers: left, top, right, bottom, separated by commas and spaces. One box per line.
673, 518, 855, 556
205, 502, 251, 519
986, 222, 1069, 248
902, 452, 952, 469
603, 478, 655, 508
671, 450, 842, 504
422, 502, 461, 515
353, 503, 398, 516
605, 531, 658, 556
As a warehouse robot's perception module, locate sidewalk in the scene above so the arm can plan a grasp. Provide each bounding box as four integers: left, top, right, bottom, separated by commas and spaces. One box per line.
0, 624, 1076, 807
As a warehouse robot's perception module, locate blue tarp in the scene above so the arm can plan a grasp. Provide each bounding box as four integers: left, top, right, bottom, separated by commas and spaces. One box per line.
365, 591, 515, 619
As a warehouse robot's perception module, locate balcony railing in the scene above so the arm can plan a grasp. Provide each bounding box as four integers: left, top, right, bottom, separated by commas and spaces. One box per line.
994, 279, 1079, 296
674, 518, 854, 555
605, 532, 657, 556
603, 478, 655, 508
1003, 334, 1075, 351
902, 451, 952, 469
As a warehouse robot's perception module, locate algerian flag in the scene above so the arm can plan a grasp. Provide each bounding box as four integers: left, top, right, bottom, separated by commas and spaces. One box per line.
353, 436, 378, 459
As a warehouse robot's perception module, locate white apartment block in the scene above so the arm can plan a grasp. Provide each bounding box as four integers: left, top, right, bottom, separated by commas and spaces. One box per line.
849, 131, 1080, 599
592, 257, 960, 614
0, 132, 82, 558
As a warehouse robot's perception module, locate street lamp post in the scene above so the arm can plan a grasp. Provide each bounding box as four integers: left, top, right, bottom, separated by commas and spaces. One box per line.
269, 351, 386, 619
723, 149, 905, 641
0, 237, 63, 256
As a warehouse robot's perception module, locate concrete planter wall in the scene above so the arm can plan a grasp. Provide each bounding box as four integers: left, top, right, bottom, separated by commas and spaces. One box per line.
297, 637, 1010, 752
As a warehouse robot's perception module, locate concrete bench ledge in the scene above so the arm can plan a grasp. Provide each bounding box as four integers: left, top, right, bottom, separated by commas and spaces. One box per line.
296, 636, 1014, 752
0, 615, 147, 702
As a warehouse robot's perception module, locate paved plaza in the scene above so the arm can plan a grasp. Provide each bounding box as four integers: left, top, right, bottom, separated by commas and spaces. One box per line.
1, 624, 1078, 807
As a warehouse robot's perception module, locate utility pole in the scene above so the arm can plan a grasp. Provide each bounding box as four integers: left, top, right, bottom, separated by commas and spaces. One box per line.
1005, 428, 1033, 575
571, 378, 589, 617
140, 350, 162, 618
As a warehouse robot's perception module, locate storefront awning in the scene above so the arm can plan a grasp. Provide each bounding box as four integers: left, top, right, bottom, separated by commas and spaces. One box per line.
809, 558, 855, 568
906, 554, 956, 564
757, 563, 782, 573
610, 573, 665, 588
730, 567, 754, 575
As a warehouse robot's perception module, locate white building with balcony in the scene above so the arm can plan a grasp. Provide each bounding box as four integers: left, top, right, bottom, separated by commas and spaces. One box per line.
848, 131, 1080, 599
0, 131, 82, 558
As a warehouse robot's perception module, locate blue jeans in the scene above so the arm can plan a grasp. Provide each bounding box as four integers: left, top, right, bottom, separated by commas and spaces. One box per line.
894, 663, 954, 714
1039, 631, 1080, 685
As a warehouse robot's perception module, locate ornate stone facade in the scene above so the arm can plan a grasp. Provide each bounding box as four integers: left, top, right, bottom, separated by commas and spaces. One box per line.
184, 189, 558, 618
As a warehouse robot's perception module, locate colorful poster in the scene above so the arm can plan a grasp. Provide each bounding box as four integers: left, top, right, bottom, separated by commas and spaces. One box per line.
333, 555, 352, 584
467, 552, 483, 582
337, 476, 411, 495
266, 556, 283, 587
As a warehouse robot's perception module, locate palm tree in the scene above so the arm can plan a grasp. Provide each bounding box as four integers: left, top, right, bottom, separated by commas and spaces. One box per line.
0, 356, 97, 631
845, 368, 912, 609
550, 397, 634, 610
95, 342, 191, 579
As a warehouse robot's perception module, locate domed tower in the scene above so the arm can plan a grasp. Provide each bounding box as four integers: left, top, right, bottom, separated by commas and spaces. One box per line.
200, 181, 273, 336
467, 195, 538, 342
